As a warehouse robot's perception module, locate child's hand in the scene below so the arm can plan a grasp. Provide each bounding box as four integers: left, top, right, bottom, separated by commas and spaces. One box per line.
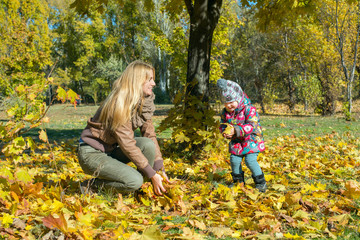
223, 124, 234, 139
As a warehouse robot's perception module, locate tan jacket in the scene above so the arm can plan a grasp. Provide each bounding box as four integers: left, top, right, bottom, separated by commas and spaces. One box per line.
80, 94, 163, 178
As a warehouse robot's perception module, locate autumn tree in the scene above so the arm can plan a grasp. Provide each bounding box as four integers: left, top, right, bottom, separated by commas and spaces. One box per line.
0, 0, 78, 158
144, 0, 186, 102
223, 6, 284, 114
317, 0, 360, 118
50, 1, 109, 104
241, 0, 360, 117
0, 0, 53, 156
70, 0, 227, 158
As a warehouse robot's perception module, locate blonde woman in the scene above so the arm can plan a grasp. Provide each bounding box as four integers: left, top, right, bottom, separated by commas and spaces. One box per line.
78, 60, 168, 195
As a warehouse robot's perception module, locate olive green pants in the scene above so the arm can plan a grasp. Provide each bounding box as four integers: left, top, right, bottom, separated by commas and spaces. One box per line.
78, 137, 155, 192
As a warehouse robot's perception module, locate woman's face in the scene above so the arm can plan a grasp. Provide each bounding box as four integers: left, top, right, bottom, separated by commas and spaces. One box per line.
142, 70, 156, 96
224, 101, 239, 113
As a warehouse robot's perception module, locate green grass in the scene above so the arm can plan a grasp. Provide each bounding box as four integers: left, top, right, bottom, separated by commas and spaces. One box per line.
3, 103, 359, 143
261, 114, 360, 140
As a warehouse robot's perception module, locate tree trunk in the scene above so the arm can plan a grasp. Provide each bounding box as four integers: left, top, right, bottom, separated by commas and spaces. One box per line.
178, 0, 222, 156
283, 32, 296, 113
287, 71, 296, 113
254, 68, 266, 114
335, 0, 360, 115
184, 0, 222, 104
316, 63, 337, 116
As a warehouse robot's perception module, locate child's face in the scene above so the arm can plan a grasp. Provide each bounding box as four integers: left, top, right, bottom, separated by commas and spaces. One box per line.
224, 101, 238, 113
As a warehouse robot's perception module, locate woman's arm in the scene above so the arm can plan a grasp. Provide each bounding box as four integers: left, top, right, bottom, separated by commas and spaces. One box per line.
140, 119, 164, 171
114, 122, 157, 178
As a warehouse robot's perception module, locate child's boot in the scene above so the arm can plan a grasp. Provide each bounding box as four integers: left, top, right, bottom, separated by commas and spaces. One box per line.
229, 172, 245, 188
252, 173, 267, 193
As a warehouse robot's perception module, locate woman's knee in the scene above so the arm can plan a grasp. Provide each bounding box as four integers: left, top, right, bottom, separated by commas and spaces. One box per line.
137, 138, 155, 152
125, 175, 143, 191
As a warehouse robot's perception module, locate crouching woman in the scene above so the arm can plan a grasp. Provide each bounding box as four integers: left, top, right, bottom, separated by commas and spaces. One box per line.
78, 60, 168, 195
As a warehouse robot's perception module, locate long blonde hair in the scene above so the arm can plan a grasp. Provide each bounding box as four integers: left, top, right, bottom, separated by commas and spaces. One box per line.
99, 60, 155, 132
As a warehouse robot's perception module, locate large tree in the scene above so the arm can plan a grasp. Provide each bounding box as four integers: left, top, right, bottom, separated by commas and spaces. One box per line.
184, 0, 222, 103
70, 0, 224, 156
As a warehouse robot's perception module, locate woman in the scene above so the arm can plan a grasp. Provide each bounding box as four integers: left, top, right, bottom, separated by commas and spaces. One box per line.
78, 60, 168, 195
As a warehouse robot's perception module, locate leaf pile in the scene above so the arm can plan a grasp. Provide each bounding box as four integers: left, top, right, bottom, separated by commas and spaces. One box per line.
0, 132, 359, 239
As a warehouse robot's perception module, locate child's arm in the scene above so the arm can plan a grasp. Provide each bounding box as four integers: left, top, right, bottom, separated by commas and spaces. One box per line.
233, 106, 262, 138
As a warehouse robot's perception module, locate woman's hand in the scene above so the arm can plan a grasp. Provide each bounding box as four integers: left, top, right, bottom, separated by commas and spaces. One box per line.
151, 173, 167, 195
161, 171, 170, 182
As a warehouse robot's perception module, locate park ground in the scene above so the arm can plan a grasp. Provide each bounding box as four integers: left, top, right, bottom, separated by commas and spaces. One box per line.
0, 101, 360, 239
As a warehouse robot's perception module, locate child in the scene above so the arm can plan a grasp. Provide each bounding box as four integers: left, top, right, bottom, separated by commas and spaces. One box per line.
217, 78, 267, 192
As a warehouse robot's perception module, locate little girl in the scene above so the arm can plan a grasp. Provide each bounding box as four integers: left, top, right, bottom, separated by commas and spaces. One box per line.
217, 79, 267, 192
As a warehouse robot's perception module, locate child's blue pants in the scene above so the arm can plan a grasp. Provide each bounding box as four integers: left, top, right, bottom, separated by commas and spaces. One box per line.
230, 153, 262, 177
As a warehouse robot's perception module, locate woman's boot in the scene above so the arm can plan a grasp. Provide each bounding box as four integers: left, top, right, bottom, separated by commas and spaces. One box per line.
252, 173, 267, 192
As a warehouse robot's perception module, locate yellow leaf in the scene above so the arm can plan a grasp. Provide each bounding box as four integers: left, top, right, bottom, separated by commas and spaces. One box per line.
39, 129, 48, 142
174, 132, 190, 143
28, 93, 36, 101
26, 137, 36, 151
265, 174, 275, 181
2, 137, 27, 156
10, 191, 19, 203
312, 190, 329, 199
67, 89, 79, 105
328, 214, 351, 225
75, 212, 93, 226
0, 166, 14, 180
284, 232, 306, 239
285, 192, 301, 206
301, 183, 326, 193
288, 172, 297, 179
292, 210, 309, 220
140, 226, 165, 240
56, 87, 67, 103
222, 123, 234, 135
140, 197, 152, 207
42, 117, 50, 123
209, 227, 233, 238
50, 200, 64, 213
1, 213, 14, 228
25, 225, 32, 231
344, 180, 360, 199
271, 184, 287, 191
15, 169, 32, 184
189, 219, 207, 230
15, 85, 26, 93
181, 226, 205, 239
247, 191, 260, 201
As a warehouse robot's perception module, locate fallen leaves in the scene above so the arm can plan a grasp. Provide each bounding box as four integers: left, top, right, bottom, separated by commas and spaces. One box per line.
344, 180, 360, 199
0, 133, 359, 239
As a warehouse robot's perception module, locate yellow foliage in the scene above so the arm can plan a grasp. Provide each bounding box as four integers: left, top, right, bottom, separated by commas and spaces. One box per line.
0, 131, 359, 238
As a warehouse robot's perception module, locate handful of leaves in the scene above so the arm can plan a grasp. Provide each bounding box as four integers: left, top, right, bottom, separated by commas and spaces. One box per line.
138, 171, 187, 213
222, 123, 234, 135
